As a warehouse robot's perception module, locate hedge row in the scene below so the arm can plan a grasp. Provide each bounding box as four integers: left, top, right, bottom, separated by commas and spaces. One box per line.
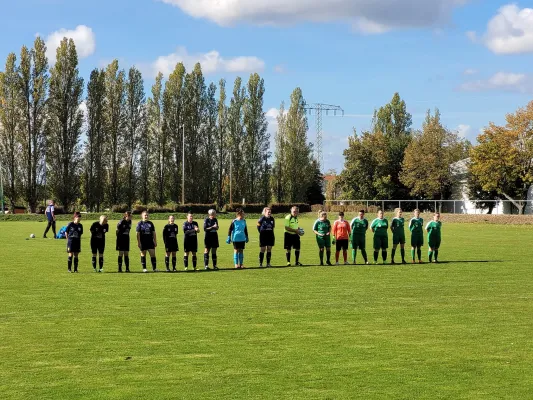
111, 203, 218, 214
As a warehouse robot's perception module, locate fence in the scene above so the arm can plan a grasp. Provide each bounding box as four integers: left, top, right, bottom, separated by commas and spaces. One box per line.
323, 199, 533, 215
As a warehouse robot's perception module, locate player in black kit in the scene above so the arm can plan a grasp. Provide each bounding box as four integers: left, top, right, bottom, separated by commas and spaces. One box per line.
116, 211, 132, 272
257, 207, 275, 267
203, 209, 219, 270
136, 211, 158, 272
90, 215, 109, 272
66, 212, 83, 273
183, 212, 200, 271
163, 215, 179, 272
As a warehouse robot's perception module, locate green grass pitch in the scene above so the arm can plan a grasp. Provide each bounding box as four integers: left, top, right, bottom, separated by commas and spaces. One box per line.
0, 217, 532, 399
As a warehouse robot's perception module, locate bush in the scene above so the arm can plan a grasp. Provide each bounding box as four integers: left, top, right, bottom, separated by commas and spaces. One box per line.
269, 203, 311, 214
111, 204, 129, 213
225, 203, 266, 214
174, 204, 217, 214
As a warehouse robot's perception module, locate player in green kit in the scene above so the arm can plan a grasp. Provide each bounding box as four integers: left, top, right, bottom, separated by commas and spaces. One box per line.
350, 209, 369, 265
370, 210, 388, 264
409, 209, 424, 263
390, 208, 406, 264
426, 212, 442, 263
312, 211, 332, 266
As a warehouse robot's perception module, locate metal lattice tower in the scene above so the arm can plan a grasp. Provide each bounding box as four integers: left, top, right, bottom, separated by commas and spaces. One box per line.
304, 103, 344, 171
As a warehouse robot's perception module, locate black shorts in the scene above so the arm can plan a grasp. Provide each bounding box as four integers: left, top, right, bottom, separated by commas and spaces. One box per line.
140, 240, 155, 252
91, 238, 105, 254
259, 231, 275, 247
165, 239, 179, 252
233, 241, 246, 250
67, 239, 81, 253
284, 232, 301, 250
116, 236, 130, 252
204, 234, 219, 249
184, 237, 198, 253
336, 239, 349, 251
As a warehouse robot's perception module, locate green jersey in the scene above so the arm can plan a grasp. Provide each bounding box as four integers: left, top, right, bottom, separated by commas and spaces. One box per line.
284, 214, 299, 235
350, 217, 368, 236
371, 218, 388, 237
391, 217, 405, 238
313, 219, 331, 236
409, 217, 424, 236
426, 221, 442, 240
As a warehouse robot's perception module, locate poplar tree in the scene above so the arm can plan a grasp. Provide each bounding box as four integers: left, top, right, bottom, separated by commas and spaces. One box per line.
149, 73, 168, 206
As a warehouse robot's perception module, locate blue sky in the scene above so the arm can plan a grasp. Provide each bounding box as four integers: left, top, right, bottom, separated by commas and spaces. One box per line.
2, 0, 533, 172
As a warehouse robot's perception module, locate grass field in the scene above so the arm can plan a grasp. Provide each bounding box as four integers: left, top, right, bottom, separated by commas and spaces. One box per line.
0, 217, 532, 399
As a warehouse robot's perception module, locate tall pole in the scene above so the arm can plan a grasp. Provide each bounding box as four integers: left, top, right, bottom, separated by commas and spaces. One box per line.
182, 125, 185, 205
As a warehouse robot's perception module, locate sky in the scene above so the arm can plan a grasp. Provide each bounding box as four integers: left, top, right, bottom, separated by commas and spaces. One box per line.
1, 0, 533, 172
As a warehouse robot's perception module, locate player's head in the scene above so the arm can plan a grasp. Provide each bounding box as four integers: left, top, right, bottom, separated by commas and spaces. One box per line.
338, 211, 345, 220
208, 209, 216, 219
99, 215, 108, 225
142, 211, 149, 221
317, 209, 323, 218
123, 211, 131, 221
291, 206, 299, 217
168, 215, 175, 224
320, 211, 327, 221
359, 209, 365, 219
377, 209, 384, 219
434, 212, 440, 221
263, 207, 271, 217
49, 199, 54, 205
187, 212, 193, 222
236, 208, 244, 219
414, 209, 420, 217
396, 208, 403, 217
73, 211, 81, 223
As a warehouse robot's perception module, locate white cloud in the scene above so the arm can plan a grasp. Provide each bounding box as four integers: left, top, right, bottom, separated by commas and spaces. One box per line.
456, 124, 471, 137
463, 68, 477, 75
459, 72, 533, 93
161, 0, 468, 33
266, 108, 280, 120
469, 4, 533, 54
273, 64, 286, 74
149, 46, 265, 76
44, 25, 96, 63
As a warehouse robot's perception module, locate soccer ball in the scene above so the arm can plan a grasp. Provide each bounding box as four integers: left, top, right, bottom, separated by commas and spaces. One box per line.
298, 228, 305, 236
30, 234, 35, 239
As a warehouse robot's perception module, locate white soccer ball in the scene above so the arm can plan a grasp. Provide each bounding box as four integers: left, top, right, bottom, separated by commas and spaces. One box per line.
30, 234, 35, 239
298, 228, 305, 236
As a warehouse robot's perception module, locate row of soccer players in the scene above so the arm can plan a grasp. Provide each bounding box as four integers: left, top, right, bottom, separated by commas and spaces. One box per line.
313, 208, 442, 266
61, 206, 441, 273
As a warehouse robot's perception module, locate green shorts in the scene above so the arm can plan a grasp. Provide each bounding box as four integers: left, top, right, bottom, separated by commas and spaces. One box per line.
393, 234, 406, 245
428, 237, 441, 250
373, 235, 388, 250
316, 235, 331, 249
351, 235, 366, 250
411, 235, 423, 247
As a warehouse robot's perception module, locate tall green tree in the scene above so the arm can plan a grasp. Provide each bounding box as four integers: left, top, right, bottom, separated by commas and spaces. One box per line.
400, 109, 469, 202
163, 62, 186, 203
18, 37, 48, 212
215, 78, 227, 207
0, 53, 22, 210
46, 38, 84, 211
243, 73, 269, 203
201, 81, 218, 203
84, 68, 106, 212
272, 102, 287, 203
227, 77, 246, 203
124, 66, 145, 208
103, 60, 126, 206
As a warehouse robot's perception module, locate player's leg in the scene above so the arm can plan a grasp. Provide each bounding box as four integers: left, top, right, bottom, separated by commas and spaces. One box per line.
239, 248, 245, 268
360, 237, 368, 264
428, 246, 434, 262
342, 241, 348, 264
91, 240, 98, 271
52, 220, 57, 238
211, 248, 218, 270
391, 243, 398, 264
118, 250, 124, 272
417, 244, 422, 263
98, 248, 104, 272
183, 250, 189, 271
147, 248, 156, 271
373, 235, 380, 264
434, 239, 441, 262
233, 248, 239, 269
335, 240, 340, 265
204, 247, 210, 270
192, 251, 197, 271
400, 242, 406, 263
67, 251, 73, 272
294, 236, 302, 266
284, 233, 292, 266
43, 220, 52, 238
381, 238, 388, 264
124, 251, 130, 272
73, 252, 80, 272
266, 246, 272, 267
140, 250, 147, 272
259, 246, 266, 267
171, 252, 177, 271
165, 251, 171, 271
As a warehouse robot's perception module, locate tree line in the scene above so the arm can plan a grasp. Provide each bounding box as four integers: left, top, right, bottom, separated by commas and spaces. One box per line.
0, 37, 320, 213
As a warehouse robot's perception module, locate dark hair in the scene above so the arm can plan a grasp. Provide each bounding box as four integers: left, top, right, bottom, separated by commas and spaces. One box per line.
73, 211, 81, 220
359, 209, 365, 214
236, 208, 244, 216
123, 211, 131, 220
339, 212, 344, 217
187, 211, 193, 216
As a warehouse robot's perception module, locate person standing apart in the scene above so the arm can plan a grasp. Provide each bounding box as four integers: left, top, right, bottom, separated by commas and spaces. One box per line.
313, 211, 332, 266
136, 211, 158, 273
203, 209, 220, 270
350, 210, 369, 265
371, 210, 389, 264
333, 212, 351, 265
284, 206, 304, 266
227, 208, 249, 269
163, 215, 179, 272
257, 207, 275, 268
116, 211, 132, 273
66, 212, 83, 273
43, 200, 57, 239
90, 215, 109, 272
390, 208, 407, 264
409, 209, 424, 264
183, 212, 200, 271
426, 212, 442, 263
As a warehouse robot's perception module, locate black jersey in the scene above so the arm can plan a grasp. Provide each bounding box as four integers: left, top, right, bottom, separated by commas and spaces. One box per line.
66, 222, 83, 240
163, 224, 179, 243
204, 217, 219, 235
136, 221, 155, 242
257, 216, 275, 232
90, 222, 109, 240
116, 220, 132, 237
183, 221, 199, 237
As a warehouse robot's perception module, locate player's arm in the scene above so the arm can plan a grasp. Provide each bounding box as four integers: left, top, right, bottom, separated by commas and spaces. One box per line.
390, 219, 396, 232
162, 227, 168, 244
203, 219, 210, 231
257, 217, 262, 233
284, 217, 299, 234
51, 206, 56, 221
245, 225, 249, 242
312, 220, 320, 236
332, 221, 337, 239
80, 224, 83, 235
347, 221, 352, 234
136, 224, 141, 247
370, 220, 376, 233
152, 227, 157, 247
194, 222, 200, 233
